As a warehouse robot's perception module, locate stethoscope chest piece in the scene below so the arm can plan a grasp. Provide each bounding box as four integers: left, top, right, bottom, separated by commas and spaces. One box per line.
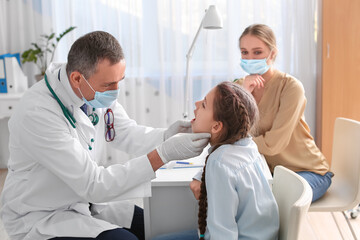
89, 108, 99, 126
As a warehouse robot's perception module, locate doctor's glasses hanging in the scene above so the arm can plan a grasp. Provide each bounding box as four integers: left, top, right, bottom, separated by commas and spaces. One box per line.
105, 108, 115, 142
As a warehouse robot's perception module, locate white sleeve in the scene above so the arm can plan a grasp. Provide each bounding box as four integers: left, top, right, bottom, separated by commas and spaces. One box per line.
192, 169, 203, 181
21, 106, 155, 203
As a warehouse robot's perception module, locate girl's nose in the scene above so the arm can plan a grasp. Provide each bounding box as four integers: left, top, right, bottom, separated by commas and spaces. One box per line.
195, 101, 200, 109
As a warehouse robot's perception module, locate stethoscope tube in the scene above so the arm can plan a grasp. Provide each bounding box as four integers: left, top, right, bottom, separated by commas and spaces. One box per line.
45, 73, 93, 150
45, 74, 76, 128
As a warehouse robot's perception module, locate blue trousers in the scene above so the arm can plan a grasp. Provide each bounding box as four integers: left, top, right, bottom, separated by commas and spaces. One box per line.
296, 171, 333, 202
50, 205, 144, 240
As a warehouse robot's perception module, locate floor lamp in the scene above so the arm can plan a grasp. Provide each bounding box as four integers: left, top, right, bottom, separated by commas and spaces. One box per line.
183, 5, 223, 119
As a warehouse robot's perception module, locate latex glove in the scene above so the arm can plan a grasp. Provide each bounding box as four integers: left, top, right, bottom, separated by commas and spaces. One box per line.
157, 133, 210, 164
164, 120, 192, 140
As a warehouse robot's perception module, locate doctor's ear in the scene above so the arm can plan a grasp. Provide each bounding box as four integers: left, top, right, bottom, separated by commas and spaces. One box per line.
211, 121, 223, 135
69, 71, 83, 88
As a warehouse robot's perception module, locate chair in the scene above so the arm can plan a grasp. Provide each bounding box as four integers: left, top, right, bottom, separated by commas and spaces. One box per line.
272, 165, 313, 240
309, 117, 360, 239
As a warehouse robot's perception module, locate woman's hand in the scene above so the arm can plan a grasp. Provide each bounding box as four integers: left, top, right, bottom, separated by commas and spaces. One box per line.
243, 74, 265, 93
189, 179, 201, 200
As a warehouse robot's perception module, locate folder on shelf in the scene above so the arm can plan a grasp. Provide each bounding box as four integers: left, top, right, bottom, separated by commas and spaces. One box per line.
0, 59, 6, 93
0, 53, 28, 94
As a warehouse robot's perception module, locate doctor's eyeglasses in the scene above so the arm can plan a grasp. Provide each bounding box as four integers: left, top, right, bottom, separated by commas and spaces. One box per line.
105, 109, 115, 142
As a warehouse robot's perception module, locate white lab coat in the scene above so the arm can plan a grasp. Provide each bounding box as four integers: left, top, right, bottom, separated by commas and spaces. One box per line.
0, 63, 165, 240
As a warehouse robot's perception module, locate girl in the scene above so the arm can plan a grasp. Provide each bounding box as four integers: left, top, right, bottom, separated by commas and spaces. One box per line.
153, 81, 279, 240
235, 24, 332, 202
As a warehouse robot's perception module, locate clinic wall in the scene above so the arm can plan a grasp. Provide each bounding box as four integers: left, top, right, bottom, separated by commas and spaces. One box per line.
0, 1, 321, 167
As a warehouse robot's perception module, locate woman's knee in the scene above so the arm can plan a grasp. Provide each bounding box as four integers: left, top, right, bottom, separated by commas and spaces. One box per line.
296, 171, 333, 202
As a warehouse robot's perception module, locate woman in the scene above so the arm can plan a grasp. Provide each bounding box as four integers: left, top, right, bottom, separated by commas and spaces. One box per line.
233, 23, 332, 202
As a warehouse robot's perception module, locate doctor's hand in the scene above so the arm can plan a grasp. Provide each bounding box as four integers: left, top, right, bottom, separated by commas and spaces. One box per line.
164, 120, 192, 140
243, 74, 265, 93
190, 179, 201, 200
157, 133, 210, 163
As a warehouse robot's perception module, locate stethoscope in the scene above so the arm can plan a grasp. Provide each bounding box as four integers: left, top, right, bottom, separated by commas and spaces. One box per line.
89, 111, 99, 126
81, 104, 99, 126
44, 73, 95, 150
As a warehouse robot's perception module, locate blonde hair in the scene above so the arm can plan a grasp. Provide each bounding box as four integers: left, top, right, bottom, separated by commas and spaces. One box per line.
239, 24, 277, 60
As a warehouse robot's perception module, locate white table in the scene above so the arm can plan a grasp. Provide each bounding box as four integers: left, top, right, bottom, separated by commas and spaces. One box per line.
144, 167, 202, 240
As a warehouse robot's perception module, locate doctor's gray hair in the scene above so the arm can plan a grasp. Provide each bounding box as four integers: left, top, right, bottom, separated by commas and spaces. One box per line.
66, 31, 124, 79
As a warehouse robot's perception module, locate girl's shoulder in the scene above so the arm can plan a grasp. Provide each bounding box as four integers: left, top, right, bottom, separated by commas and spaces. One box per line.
208, 137, 260, 170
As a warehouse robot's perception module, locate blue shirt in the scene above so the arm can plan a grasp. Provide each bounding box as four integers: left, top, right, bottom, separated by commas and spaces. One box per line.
204, 137, 279, 240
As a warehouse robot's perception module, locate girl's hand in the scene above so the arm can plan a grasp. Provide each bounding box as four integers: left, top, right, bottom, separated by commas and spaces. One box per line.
189, 179, 201, 200
243, 74, 265, 93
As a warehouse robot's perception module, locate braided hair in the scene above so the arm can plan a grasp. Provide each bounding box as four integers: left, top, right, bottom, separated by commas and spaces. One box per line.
198, 81, 258, 239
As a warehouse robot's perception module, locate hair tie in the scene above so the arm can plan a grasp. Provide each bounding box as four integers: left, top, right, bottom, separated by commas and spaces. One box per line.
200, 234, 205, 237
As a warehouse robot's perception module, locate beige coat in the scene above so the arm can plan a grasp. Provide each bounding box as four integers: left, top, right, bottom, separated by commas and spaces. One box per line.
235, 70, 329, 175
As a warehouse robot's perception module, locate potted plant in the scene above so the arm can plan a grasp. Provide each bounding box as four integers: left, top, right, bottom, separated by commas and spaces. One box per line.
21, 26, 76, 81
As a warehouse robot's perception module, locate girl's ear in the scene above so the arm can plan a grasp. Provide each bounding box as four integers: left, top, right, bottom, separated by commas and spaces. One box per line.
211, 121, 223, 135
69, 71, 83, 89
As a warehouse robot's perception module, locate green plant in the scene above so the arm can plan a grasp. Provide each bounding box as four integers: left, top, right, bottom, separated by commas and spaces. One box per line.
21, 26, 76, 75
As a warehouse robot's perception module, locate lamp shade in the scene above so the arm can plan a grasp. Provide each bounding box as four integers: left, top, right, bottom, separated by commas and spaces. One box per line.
203, 5, 223, 29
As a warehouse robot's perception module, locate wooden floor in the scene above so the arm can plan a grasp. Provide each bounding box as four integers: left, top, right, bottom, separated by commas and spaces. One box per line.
0, 169, 359, 240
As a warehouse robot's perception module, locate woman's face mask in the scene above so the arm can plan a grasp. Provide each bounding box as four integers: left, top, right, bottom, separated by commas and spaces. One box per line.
78, 74, 120, 108
240, 49, 273, 75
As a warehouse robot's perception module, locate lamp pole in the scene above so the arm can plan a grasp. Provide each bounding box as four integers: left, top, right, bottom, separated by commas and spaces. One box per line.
183, 5, 222, 119
183, 17, 205, 119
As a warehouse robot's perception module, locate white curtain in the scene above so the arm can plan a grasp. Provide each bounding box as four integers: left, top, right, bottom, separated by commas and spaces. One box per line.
0, 0, 319, 162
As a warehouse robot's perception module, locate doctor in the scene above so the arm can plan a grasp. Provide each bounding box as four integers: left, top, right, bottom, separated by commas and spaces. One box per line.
0, 31, 210, 240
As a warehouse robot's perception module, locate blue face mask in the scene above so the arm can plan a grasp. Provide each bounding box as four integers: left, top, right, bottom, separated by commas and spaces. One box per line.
240, 58, 270, 75
79, 75, 120, 108
240, 51, 273, 75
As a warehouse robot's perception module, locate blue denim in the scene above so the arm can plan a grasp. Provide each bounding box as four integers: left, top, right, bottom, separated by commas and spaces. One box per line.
151, 229, 198, 240
296, 171, 334, 202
